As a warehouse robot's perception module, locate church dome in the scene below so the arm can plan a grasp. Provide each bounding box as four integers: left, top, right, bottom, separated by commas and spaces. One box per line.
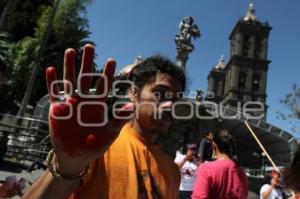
118, 55, 143, 75
214, 55, 226, 70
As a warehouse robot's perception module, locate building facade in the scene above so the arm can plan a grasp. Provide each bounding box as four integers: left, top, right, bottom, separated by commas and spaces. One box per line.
207, 4, 271, 119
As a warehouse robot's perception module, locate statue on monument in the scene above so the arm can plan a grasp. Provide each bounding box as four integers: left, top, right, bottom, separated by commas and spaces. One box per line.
175, 16, 201, 68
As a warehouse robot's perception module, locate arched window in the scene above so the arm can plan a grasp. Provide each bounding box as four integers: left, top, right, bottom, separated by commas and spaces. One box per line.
254, 36, 263, 59
242, 35, 250, 57
239, 71, 247, 90
252, 73, 260, 92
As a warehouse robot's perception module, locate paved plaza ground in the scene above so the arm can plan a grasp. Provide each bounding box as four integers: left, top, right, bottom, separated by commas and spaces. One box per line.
0, 160, 43, 199
0, 160, 259, 199
0, 165, 43, 184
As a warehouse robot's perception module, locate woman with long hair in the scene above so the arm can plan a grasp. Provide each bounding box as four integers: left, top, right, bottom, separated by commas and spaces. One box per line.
192, 129, 248, 199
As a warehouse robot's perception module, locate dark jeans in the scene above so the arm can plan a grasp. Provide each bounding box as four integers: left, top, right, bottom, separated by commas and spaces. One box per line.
179, 191, 192, 199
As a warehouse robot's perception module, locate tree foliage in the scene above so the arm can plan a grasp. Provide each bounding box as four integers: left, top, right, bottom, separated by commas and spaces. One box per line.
278, 84, 300, 135
4, 0, 94, 106
0, 31, 17, 115
0, 0, 53, 41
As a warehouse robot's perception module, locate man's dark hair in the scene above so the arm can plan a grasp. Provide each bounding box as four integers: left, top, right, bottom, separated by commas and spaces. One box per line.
129, 55, 186, 91
204, 131, 213, 137
180, 143, 198, 154
263, 172, 274, 185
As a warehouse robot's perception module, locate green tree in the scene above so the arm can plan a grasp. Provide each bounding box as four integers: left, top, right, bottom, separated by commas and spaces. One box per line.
45, 0, 94, 78
8, 36, 39, 101
0, 0, 53, 40
7, 0, 94, 106
0, 31, 18, 115
278, 84, 300, 136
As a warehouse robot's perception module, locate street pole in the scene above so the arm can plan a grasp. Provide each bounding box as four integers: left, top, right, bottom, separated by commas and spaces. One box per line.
244, 121, 279, 172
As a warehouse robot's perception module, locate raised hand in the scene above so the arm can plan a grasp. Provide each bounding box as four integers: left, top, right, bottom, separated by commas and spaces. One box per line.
46, 44, 132, 175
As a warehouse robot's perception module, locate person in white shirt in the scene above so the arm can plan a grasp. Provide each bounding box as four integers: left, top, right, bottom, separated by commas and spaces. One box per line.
175, 143, 200, 199
260, 170, 284, 199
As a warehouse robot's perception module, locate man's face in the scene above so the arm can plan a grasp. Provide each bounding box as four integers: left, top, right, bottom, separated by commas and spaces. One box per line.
207, 133, 213, 141
133, 72, 183, 135
186, 149, 196, 161
271, 172, 281, 186
271, 176, 281, 186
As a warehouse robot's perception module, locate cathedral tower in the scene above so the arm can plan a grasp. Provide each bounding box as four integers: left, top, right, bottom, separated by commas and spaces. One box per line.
220, 4, 271, 118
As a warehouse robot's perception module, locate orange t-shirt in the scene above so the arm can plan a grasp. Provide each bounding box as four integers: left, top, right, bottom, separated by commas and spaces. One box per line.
71, 122, 180, 199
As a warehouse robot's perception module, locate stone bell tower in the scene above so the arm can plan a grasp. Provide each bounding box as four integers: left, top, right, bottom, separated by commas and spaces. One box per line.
222, 3, 272, 116
207, 55, 226, 103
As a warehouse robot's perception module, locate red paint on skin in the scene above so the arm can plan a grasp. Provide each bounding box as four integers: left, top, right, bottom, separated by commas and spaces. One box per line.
50, 102, 133, 156
47, 67, 56, 75
68, 97, 78, 106
51, 104, 62, 116
86, 134, 96, 145
51, 103, 70, 117
60, 104, 70, 116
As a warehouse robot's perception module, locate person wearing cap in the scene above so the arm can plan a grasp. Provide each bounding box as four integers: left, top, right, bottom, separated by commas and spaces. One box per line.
175, 143, 200, 199
260, 170, 284, 199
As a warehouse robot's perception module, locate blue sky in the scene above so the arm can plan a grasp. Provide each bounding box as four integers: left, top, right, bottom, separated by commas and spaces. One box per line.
85, 0, 300, 137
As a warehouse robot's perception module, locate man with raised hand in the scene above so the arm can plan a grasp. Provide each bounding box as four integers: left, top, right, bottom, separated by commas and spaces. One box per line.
22, 44, 186, 199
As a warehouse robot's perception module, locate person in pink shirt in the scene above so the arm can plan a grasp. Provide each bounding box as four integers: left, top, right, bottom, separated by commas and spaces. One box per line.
192, 129, 248, 199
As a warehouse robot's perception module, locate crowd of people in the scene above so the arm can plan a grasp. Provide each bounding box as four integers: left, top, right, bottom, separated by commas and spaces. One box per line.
11, 44, 299, 199
175, 129, 248, 199
176, 132, 300, 199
